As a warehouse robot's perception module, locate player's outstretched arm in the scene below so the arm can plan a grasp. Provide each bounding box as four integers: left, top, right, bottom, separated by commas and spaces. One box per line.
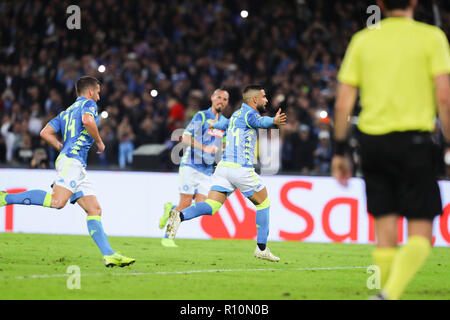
40, 124, 62, 152
181, 133, 217, 154
273, 108, 287, 126
247, 108, 287, 129
82, 113, 105, 154
208, 115, 230, 131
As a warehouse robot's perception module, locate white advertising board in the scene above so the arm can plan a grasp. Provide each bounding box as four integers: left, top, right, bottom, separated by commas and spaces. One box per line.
1, 169, 449, 246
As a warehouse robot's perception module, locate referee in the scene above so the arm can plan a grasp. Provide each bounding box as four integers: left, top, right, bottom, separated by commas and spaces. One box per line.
332, 0, 450, 300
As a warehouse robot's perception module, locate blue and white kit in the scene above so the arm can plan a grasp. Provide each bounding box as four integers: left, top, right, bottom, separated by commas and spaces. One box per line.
210, 103, 275, 197
179, 107, 227, 196
48, 96, 99, 203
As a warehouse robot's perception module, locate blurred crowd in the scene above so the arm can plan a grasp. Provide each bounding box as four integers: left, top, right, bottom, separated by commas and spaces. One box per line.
0, 0, 449, 175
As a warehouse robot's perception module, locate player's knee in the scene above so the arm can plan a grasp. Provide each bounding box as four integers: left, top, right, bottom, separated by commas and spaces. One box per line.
179, 202, 192, 211
52, 199, 66, 210
179, 196, 194, 210
88, 206, 102, 216
205, 199, 222, 215
256, 197, 270, 211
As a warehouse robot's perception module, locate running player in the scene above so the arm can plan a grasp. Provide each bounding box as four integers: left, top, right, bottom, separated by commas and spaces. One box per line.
0, 76, 135, 268
159, 89, 229, 247
165, 85, 287, 262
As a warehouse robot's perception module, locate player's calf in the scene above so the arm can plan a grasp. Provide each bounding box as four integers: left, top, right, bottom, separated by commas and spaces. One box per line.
0, 190, 53, 208
166, 199, 223, 239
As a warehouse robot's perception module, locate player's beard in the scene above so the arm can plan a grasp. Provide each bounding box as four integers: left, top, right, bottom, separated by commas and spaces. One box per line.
256, 104, 266, 114
214, 103, 224, 114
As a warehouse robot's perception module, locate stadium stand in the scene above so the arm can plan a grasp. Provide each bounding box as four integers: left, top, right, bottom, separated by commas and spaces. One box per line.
0, 0, 449, 176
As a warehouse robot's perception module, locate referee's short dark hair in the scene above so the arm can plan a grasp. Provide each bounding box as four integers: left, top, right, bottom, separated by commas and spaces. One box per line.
75, 76, 100, 96
381, 0, 411, 10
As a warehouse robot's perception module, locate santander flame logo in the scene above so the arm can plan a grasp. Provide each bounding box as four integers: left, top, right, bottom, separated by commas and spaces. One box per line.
200, 190, 257, 239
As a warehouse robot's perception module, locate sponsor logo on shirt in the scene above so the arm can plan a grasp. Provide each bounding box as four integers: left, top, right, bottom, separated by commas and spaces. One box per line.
207, 128, 224, 138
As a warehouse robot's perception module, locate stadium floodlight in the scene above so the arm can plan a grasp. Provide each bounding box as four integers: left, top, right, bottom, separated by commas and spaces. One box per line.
150, 89, 158, 97
240, 10, 249, 18
319, 111, 328, 119
98, 65, 106, 73
445, 151, 450, 165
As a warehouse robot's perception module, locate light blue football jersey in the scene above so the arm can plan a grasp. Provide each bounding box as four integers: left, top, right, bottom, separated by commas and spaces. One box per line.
48, 97, 99, 167
221, 103, 274, 167
180, 107, 227, 175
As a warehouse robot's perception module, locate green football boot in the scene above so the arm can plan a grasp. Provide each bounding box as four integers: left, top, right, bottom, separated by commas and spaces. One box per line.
160, 202, 173, 229
103, 252, 136, 268
0, 191, 7, 207
161, 237, 178, 248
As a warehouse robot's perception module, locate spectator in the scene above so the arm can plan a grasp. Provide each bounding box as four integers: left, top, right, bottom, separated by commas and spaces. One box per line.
117, 117, 135, 169
97, 124, 117, 166
167, 96, 185, 133
0, 136, 6, 162
28, 102, 43, 137
292, 124, 316, 174
15, 133, 33, 165
1, 116, 21, 163
314, 130, 332, 174
136, 117, 159, 146
281, 107, 300, 171
30, 147, 49, 169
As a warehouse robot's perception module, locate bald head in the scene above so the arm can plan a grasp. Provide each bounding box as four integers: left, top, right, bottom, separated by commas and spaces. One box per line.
211, 89, 229, 114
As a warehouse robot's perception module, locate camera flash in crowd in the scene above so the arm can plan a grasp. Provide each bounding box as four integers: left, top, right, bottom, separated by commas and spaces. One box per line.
101, 111, 108, 119
240, 10, 249, 18
150, 89, 158, 97
98, 65, 106, 73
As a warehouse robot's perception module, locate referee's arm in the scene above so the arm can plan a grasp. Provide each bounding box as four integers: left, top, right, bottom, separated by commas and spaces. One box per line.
331, 83, 358, 186
435, 74, 450, 147
334, 83, 358, 143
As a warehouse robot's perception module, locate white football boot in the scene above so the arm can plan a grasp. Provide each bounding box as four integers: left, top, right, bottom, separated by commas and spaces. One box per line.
254, 246, 280, 262
368, 292, 388, 300
166, 209, 181, 239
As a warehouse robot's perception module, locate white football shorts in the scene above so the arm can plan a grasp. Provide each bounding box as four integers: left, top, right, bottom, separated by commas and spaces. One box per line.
210, 161, 265, 197
54, 154, 96, 204
178, 165, 212, 196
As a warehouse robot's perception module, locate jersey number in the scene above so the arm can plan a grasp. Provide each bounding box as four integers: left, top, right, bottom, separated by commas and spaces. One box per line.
63, 113, 76, 140
227, 117, 240, 147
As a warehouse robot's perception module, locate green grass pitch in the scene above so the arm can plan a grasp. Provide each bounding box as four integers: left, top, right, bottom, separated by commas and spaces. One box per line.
0, 233, 448, 300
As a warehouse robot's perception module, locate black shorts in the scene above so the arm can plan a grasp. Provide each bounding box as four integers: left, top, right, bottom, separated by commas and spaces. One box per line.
359, 131, 442, 220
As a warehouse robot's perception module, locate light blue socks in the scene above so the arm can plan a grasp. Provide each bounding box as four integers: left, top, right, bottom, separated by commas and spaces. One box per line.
87, 216, 114, 256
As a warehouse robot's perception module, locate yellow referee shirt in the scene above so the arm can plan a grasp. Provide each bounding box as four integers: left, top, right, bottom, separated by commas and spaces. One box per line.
338, 17, 450, 135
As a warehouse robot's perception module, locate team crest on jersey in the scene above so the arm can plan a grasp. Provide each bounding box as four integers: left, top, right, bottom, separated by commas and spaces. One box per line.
207, 128, 224, 138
